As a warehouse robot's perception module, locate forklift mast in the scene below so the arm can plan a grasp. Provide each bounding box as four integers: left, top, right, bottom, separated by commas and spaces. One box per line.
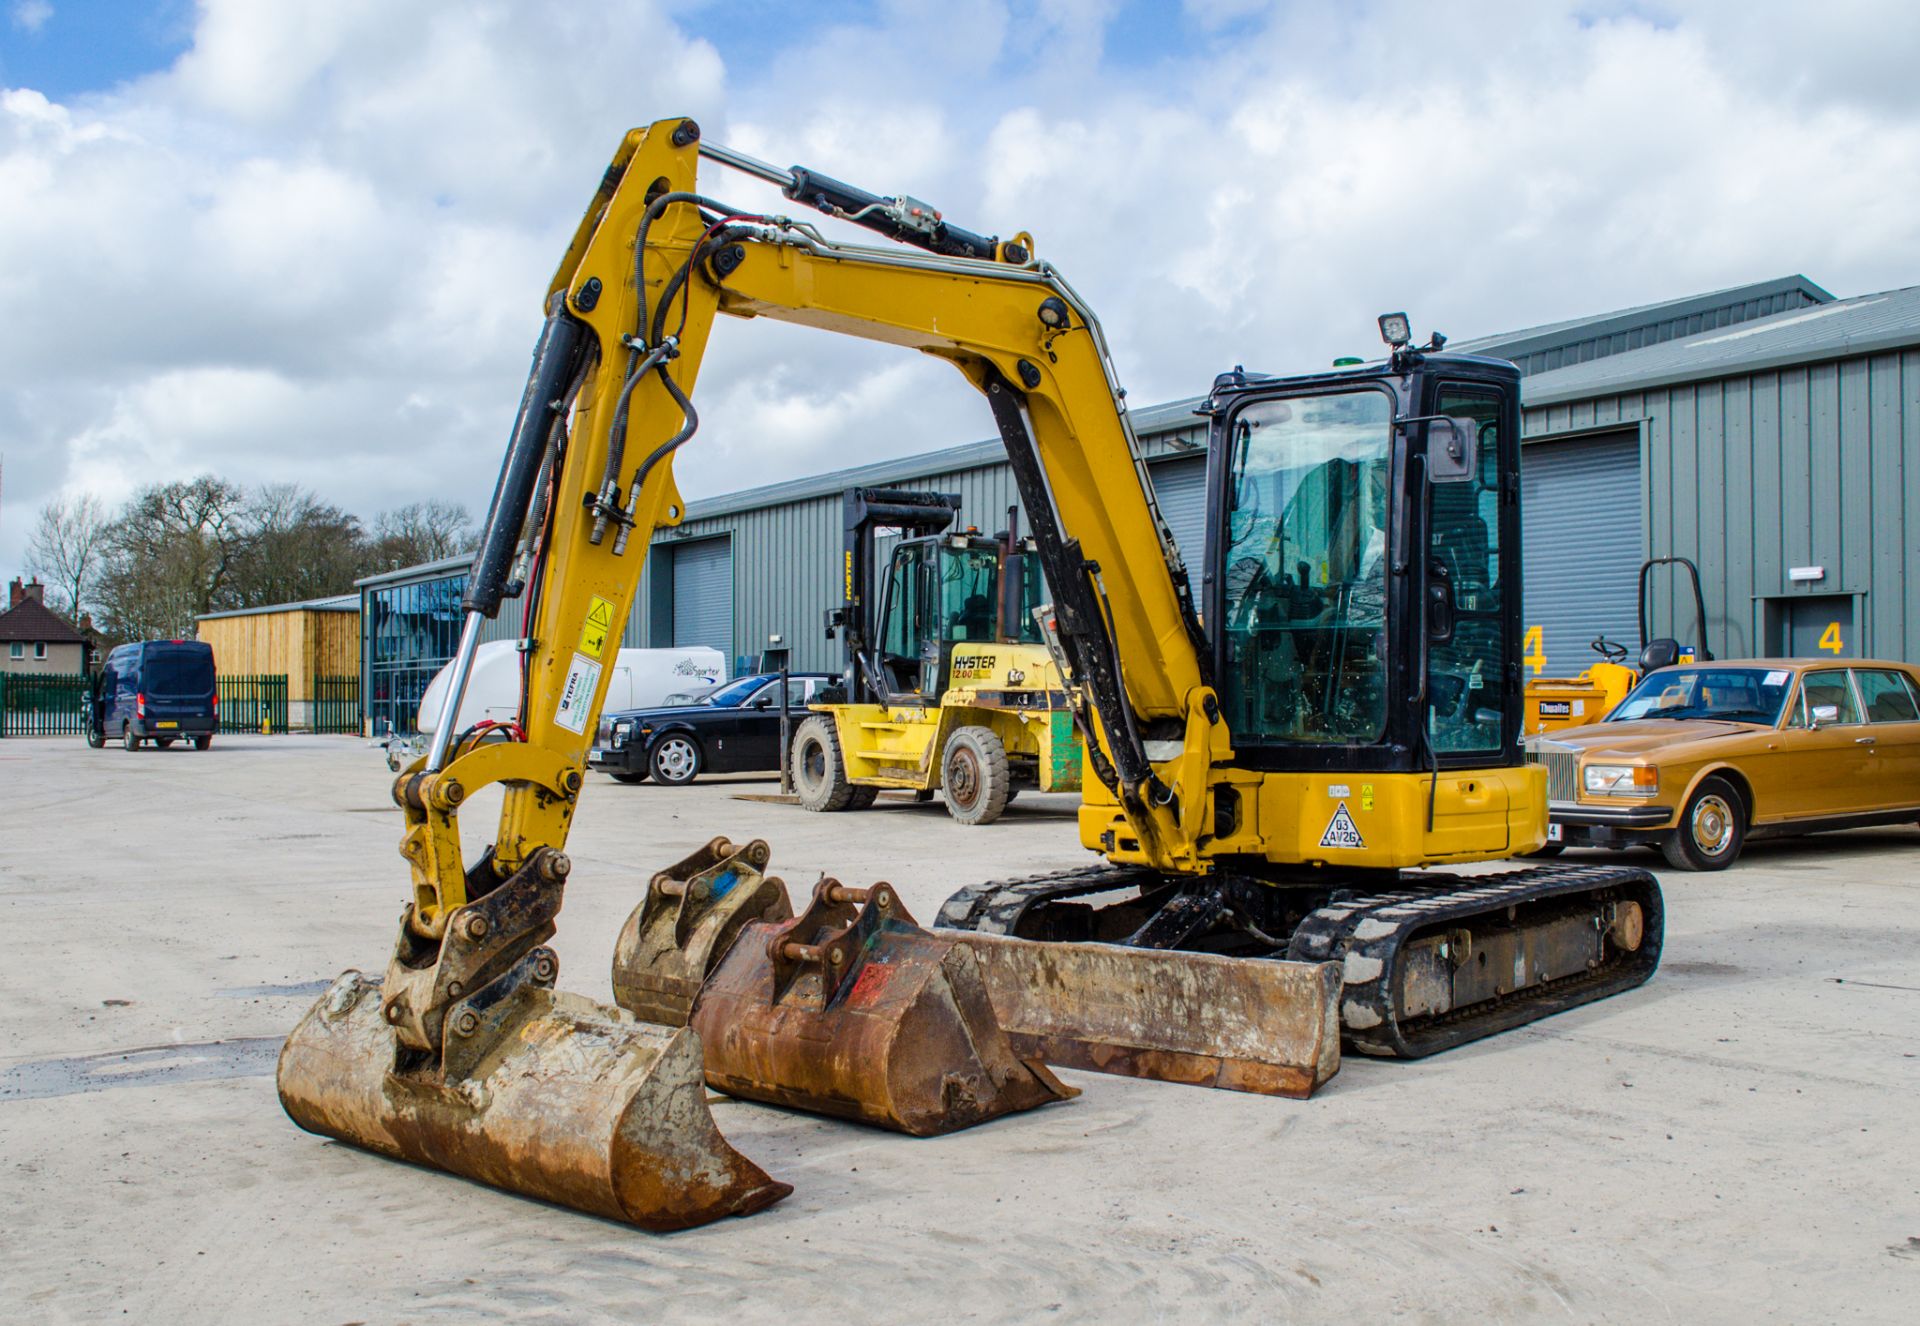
828, 487, 962, 704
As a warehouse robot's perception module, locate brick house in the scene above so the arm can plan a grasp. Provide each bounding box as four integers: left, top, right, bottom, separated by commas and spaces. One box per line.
0, 578, 88, 675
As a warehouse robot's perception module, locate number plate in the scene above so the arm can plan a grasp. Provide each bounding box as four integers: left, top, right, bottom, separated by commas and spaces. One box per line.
157, 721, 179, 729
1546, 823, 1563, 843
589, 749, 605, 762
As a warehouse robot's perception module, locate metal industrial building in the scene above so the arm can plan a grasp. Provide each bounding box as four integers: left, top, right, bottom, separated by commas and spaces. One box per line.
356, 274, 1920, 732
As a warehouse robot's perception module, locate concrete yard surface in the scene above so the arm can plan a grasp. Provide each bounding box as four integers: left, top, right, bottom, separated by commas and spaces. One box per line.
2, 735, 1917, 1323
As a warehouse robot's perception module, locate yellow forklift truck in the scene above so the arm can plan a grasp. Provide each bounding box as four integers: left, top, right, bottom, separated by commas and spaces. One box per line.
1524, 555, 1712, 732
790, 487, 1081, 823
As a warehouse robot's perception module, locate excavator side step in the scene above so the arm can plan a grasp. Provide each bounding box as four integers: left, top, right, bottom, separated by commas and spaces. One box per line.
1288, 863, 1664, 1059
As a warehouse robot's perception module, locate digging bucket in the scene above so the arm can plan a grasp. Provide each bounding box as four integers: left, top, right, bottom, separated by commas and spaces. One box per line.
612, 836, 794, 1027
691, 878, 1077, 1135
949, 933, 1343, 1098
278, 968, 791, 1231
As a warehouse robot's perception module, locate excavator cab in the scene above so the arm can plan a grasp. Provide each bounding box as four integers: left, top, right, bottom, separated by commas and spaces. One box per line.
1206, 344, 1524, 779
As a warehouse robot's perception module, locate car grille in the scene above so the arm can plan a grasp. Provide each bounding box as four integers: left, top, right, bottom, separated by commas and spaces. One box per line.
1525, 737, 1580, 803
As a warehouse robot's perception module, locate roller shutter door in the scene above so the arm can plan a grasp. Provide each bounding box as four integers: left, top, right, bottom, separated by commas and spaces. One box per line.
1521, 432, 1641, 676
1148, 455, 1209, 581
671, 536, 733, 666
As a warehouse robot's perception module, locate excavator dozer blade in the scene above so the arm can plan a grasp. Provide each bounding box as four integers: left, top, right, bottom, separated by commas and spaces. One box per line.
277, 970, 792, 1231
612, 836, 794, 1027
690, 878, 1077, 1135
950, 933, 1344, 1099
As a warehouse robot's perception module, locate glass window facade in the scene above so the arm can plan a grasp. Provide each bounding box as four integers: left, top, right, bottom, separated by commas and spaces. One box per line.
365, 572, 468, 735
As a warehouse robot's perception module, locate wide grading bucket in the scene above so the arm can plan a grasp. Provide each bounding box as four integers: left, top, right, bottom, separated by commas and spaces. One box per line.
949, 933, 1344, 1098
689, 878, 1077, 1135
278, 970, 791, 1231
612, 837, 794, 1026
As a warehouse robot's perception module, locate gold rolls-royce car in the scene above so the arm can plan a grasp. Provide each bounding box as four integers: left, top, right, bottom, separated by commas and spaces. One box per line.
1529, 659, 1920, 870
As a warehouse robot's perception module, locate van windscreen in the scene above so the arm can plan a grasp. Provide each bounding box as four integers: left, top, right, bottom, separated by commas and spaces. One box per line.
146, 646, 215, 697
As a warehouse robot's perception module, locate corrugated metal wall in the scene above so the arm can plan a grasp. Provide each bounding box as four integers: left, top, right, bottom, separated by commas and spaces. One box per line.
630, 418, 1212, 674
1522, 348, 1919, 662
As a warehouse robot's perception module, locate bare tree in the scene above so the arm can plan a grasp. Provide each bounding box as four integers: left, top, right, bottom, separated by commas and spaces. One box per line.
24, 492, 111, 620
370, 500, 473, 571
95, 477, 250, 640
232, 482, 367, 607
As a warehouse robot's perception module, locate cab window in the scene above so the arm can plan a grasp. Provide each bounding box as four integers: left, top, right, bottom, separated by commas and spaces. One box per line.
1855, 669, 1920, 723
1799, 670, 1860, 724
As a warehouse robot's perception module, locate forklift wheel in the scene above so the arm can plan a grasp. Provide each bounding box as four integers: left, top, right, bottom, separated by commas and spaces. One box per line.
792, 716, 857, 811
942, 726, 1010, 826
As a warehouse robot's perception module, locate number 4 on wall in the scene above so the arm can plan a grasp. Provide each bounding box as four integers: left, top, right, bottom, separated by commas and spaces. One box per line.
1522, 626, 1546, 676
1819, 621, 1845, 654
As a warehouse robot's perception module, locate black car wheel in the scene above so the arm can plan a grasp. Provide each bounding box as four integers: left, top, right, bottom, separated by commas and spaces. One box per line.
85, 726, 104, 750
122, 724, 140, 752
649, 734, 702, 786
609, 770, 648, 784
1662, 776, 1746, 872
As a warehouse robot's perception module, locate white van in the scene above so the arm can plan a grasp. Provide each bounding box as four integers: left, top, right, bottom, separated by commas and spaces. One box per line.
381, 644, 724, 770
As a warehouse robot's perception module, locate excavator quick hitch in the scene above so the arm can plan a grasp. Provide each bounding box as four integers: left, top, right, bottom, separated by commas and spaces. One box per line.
687, 876, 1077, 1134
611, 837, 795, 1026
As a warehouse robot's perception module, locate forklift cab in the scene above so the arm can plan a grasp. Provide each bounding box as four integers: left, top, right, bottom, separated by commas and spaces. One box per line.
873, 535, 1047, 702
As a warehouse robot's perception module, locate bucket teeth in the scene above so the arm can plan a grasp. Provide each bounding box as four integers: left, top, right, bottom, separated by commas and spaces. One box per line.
690, 877, 1078, 1135
612, 836, 795, 1027
278, 969, 791, 1231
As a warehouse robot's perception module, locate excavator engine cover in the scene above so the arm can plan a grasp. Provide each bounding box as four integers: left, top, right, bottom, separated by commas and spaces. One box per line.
690, 877, 1077, 1134
612, 837, 794, 1026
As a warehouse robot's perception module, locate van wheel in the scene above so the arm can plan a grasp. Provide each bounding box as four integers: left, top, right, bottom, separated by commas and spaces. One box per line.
85, 726, 104, 750
122, 725, 140, 752
1662, 776, 1746, 871
943, 726, 1010, 826
792, 716, 855, 811
193, 735, 212, 751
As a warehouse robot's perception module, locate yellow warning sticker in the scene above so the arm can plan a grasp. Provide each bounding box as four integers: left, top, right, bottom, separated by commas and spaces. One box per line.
578, 595, 615, 660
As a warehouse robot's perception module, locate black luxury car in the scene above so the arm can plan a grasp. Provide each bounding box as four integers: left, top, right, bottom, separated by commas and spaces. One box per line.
587, 672, 838, 785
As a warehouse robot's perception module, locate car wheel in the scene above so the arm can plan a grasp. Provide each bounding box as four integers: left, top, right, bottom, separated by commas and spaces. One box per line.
85, 726, 104, 750
649, 735, 702, 786
792, 716, 856, 811
608, 770, 648, 785
942, 726, 1010, 826
193, 735, 212, 751
1662, 776, 1746, 872
122, 724, 139, 752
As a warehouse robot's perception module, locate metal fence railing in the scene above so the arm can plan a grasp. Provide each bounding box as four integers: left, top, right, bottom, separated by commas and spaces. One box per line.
0, 672, 90, 737
218, 674, 289, 734
312, 674, 361, 735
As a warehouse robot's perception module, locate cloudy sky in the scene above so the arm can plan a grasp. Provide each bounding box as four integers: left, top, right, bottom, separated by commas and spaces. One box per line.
3, 0, 1919, 580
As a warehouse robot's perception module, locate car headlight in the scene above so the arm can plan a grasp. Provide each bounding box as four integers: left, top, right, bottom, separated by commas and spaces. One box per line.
610, 718, 634, 748
1584, 764, 1659, 797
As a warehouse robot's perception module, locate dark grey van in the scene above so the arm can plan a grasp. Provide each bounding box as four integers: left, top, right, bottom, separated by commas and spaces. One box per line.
88, 640, 218, 751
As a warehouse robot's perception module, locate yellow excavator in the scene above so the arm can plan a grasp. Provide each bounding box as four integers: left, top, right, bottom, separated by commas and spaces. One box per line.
277, 118, 1663, 1230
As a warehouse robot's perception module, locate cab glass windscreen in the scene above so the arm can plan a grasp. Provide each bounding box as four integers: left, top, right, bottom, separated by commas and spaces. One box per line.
1219, 389, 1393, 745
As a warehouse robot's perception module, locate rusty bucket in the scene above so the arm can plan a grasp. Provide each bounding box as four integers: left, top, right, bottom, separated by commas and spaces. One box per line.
690, 878, 1077, 1135
277, 968, 792, 1231
612, 837, 794, 1027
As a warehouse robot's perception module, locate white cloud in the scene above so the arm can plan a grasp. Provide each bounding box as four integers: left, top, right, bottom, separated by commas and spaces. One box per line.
10, 0, 50, 35
4, 0, 1920, 580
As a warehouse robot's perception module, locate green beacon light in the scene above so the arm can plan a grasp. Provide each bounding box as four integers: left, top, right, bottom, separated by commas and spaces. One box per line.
1332, 356, 1364, 367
